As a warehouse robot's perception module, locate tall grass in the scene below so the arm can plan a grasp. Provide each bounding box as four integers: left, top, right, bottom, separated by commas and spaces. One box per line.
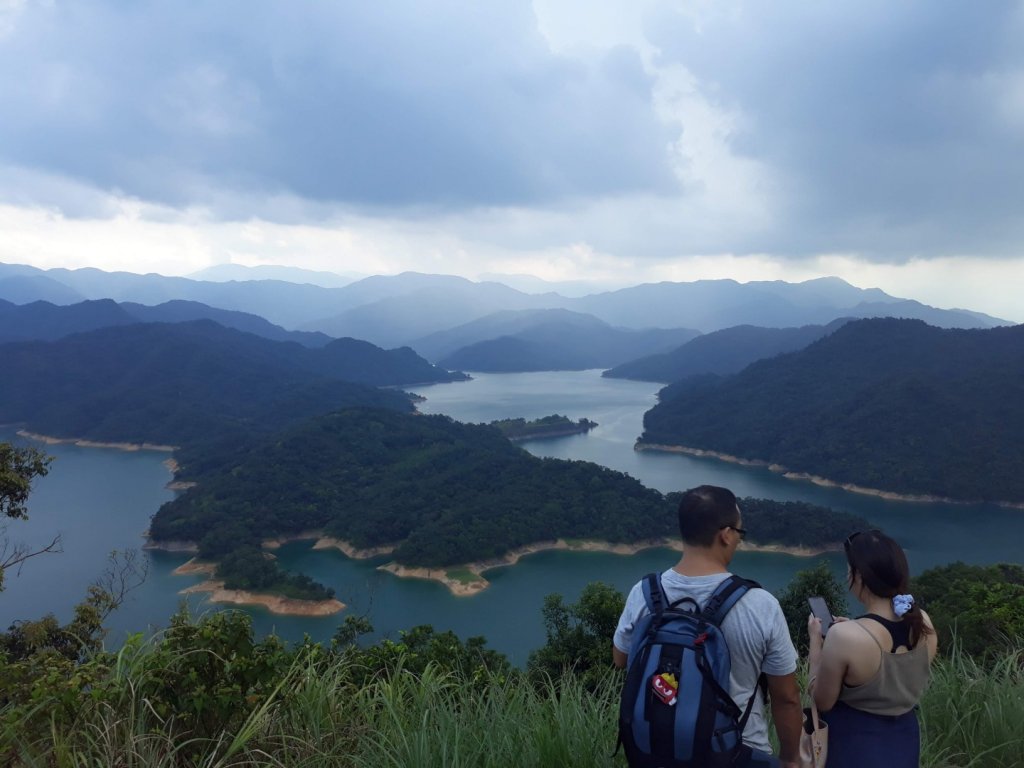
3, 635, 1021, 766
919, 646, 1024, 768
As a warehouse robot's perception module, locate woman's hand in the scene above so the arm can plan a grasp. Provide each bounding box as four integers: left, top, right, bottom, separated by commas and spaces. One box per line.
807, 615, 825, 648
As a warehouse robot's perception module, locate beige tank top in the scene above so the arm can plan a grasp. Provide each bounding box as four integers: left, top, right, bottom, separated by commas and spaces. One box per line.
838, 620, 931, 716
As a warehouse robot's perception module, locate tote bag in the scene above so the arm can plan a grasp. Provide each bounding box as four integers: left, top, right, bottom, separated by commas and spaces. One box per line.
800, 698, 828, 768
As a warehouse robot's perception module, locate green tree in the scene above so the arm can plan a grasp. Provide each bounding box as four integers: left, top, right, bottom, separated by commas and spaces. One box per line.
527, 581, 625, 689
777, 561, 849, 655
0, 442, 55, 590
913, 562, 1024, 660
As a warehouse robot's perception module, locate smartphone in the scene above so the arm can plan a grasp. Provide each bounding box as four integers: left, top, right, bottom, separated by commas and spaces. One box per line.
808, 596, 833, 636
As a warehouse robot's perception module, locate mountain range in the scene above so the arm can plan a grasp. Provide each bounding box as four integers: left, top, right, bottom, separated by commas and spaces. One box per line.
0, 297, 333, 346
0, 264, 1007, 351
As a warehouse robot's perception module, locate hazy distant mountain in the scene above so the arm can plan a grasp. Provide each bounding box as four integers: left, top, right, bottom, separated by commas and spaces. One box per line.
569, 277, 1008, 331
411, 308, 611, 361
0, 262, 344, 329
0, 321, 418, 446
639, 318, 1024, 503
0, 274, 85, 305
603, 319, 850, 383
429, 310, 700, 372
1, 263, 1008, 339
477, 272, 620, 298
303, 279, 558, 347
0, 298, 136, 343
188, 264, 360, 288
121, 300, 333, 346
0, 297, 334, 346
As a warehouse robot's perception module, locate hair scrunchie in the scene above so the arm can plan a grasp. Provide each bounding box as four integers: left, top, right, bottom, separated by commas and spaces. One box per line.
892, 594, 914, 617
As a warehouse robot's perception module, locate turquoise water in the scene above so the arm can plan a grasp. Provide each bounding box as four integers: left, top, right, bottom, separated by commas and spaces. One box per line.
2, 370, 1020, 663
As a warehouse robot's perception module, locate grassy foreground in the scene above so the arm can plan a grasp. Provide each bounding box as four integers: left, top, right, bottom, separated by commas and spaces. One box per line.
1, 618, 1021, 768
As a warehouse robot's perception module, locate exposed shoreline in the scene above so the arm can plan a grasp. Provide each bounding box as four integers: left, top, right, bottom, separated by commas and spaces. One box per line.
173, 557, 345, 616
378, 537, 831, 596
159, 529, 833, 603
17, 429, 177, 453
636, 442, 1024, 510
17, 429, 193, 491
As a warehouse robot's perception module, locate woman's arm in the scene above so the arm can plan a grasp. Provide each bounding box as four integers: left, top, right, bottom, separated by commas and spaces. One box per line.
920, 609, 939, 662
807, 615, 855, 712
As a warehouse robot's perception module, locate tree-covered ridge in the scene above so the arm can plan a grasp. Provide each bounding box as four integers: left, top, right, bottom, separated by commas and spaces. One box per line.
602, 319, 849, 383
152, 408, 866, 590
640, 318, 1024, 503
490, 414, 597, 440
0, 321, 420, 446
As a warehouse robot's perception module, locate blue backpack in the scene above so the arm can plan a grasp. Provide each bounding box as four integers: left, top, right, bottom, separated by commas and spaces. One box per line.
618, 573, 763, 768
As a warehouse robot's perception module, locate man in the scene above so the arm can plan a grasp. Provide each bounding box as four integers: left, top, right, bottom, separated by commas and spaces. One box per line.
613, 485, 802, 768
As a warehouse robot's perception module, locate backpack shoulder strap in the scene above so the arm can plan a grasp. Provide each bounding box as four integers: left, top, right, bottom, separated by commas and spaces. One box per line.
640, 572, 665, 617
701, 575, 761, 626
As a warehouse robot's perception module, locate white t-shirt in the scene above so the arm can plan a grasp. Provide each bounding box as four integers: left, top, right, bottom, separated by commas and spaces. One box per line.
613, 569, 798, 755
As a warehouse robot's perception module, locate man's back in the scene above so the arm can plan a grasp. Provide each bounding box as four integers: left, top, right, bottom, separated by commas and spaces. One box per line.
613, 568, 797, 755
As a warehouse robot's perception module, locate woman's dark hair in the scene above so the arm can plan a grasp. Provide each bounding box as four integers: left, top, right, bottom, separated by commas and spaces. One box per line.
845, 530, 932, 646
678, 485, 739, 547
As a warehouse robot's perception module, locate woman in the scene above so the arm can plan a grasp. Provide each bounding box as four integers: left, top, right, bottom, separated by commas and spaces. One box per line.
807, 530, 938, 768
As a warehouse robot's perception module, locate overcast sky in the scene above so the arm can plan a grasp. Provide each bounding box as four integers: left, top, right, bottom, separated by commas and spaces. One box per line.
1, 0, 1022, 320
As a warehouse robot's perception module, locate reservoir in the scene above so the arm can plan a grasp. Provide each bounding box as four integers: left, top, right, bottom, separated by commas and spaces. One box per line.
3, 370, 1020, 663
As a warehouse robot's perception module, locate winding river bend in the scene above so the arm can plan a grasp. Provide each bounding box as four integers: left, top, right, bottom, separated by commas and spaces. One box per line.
3, 370, 1020, 663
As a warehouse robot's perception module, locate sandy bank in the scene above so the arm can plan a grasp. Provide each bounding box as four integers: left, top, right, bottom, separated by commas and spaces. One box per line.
180, 579, 345, 616
377, 536, 830, 597
17, 430, 177, 452
636, 442, 1024, 510
143, 538, 199, 553
262, 530, 326, 550
378, 563, 489, 596
172, 558, 217, 576
312, 536, 397, 559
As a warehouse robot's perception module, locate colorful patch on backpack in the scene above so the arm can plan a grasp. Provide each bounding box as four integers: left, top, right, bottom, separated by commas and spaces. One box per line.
651, 672, 678, 706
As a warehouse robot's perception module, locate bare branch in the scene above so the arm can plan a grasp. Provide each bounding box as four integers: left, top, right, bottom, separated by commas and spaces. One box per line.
0, 533, 63, 576
90, 549, 149, 622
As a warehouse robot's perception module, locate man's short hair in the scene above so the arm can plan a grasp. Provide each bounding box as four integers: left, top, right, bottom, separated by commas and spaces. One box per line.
678, 485, 740, 547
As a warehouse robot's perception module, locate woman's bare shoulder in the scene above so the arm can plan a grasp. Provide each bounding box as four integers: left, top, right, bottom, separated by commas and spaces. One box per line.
824, 618, 874, 653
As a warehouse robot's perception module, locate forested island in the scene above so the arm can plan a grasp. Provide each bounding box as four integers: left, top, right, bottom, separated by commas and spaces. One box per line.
151, 407, 867, 599
490, 414, 597, 440
639, 319, 1024, 504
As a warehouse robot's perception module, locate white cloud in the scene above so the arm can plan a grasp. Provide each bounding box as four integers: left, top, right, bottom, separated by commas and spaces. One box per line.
1, 1, 1023, 323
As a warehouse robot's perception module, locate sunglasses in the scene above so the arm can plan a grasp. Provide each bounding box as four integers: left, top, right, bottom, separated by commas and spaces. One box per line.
843, 529, 884, 553
720, 524, 747, 540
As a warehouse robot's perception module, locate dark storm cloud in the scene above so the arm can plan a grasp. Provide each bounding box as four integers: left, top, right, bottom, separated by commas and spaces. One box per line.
646, 0, 1024, 259
0, 0, 677, 211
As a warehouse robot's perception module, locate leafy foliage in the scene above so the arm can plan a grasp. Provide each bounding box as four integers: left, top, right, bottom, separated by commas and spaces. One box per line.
641, 319, 1024, 502
776, 561, 849, 656
527, 581, 625, 690
0, 443, 51, 521
912, 562, 1024, 660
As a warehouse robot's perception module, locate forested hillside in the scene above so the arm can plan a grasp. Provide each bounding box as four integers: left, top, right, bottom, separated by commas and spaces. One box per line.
0, 322, 416, 446
603, 320, 848, 382
640, 319, 1024, 502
